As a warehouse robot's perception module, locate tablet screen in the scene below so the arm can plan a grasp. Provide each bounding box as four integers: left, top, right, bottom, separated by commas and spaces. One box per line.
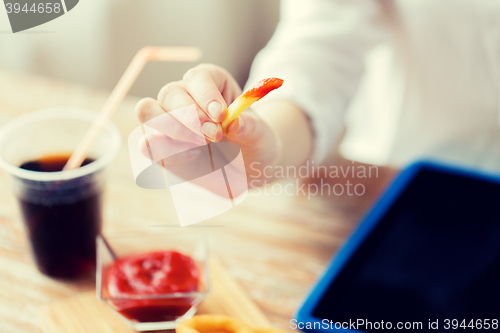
312, 168, 500, 328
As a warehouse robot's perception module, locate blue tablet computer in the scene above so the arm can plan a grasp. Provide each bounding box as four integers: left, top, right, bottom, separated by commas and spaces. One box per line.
295, 160, 500, 332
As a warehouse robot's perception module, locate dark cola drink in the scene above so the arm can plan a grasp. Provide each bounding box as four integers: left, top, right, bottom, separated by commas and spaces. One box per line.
19, 154, 102, 278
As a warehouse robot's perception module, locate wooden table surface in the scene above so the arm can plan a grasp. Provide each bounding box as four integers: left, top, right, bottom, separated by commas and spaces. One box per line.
0, 70, 397, 333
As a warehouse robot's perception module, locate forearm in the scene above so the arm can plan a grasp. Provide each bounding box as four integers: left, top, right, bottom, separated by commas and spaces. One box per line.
246, 0, 385, 165
253, 99, 314, 169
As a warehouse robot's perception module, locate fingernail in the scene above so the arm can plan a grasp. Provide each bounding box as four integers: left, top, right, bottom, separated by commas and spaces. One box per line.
202, 122, 218, 140
207, 101, 222, 120
237, 117, 245, 135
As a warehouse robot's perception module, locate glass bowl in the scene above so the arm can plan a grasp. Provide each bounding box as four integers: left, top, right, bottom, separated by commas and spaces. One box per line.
96, 230, 210, 331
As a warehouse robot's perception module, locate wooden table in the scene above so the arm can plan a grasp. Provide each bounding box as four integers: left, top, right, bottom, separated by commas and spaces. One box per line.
0, 70, 397, 333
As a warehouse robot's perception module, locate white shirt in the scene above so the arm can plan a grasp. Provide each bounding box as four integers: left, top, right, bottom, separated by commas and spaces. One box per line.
247, 0, 500, 172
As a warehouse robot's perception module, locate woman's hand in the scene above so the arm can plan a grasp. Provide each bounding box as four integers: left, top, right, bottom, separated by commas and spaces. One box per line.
135, 64, 282, 181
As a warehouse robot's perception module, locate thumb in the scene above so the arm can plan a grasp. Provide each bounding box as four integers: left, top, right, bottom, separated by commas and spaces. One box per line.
225, 111, 266, 147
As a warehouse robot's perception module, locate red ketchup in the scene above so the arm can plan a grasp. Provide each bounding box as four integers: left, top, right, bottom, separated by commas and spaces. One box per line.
104, 250, 199, 322
242, 77, 284, 100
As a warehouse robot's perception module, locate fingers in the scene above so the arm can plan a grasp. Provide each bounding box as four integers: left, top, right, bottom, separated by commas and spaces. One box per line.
183, 64, 241, 122
135, 97, 164, 124
157, 81, 223, 142
136, 96, 205, 145
137, 84, 222, 142
136, 64, 240, 144
201, 122, 223, 142
226, 117, 244, 137
139, 130, 201, 164
157, 81, 211, 127
184, 68, 227, 122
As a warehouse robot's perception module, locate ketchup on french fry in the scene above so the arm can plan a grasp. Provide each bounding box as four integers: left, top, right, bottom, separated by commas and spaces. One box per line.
222, 77, 284, 132
242, 77, 284, 99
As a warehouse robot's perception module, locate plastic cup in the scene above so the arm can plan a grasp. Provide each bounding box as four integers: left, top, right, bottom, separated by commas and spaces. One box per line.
0, 108, 121, 278
97, 230, 210, 331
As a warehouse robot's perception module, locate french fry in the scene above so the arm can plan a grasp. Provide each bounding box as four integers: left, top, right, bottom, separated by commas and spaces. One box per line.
222, 77, 283, 133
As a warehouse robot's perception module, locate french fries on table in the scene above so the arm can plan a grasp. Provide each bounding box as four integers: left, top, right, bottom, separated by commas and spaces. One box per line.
177, 314, 288, 333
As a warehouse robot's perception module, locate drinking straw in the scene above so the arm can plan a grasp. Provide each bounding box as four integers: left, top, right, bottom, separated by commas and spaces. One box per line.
63, 46, 202, 170
101, 235, 117, 260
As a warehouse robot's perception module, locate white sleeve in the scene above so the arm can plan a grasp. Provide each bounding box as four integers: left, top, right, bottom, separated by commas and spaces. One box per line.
246, 0, 386, 162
